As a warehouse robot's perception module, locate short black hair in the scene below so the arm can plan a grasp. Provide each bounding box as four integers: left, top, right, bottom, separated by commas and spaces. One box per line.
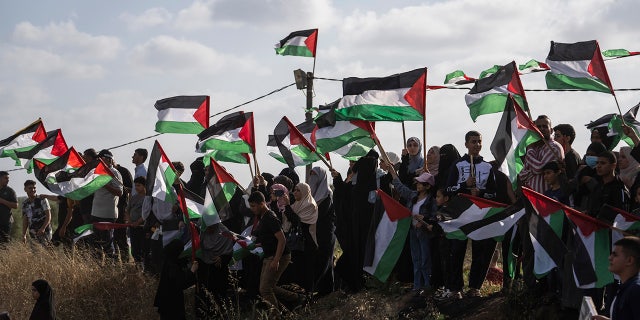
0, 171, 8, 178
465, 131, 481, 143
248, 191, 265, 204
172, 161, 185, 175
542, 160, 561, 172
553, 124, 576, 144
614, 236, 640, 269
134, 148, 148, 161
536, 115, 551, 126
83, 148, 98, 160
24, 180, 36, 187
598, 151, 617, 164
133, 176, 146, 185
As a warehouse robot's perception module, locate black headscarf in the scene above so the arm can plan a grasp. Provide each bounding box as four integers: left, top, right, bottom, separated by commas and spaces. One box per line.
30, 279, 55, 320
279, 168, 300, 186
436, 144, 461, 189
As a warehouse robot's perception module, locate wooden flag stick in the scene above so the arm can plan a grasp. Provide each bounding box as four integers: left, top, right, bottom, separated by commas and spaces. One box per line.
402, 121, 407, 149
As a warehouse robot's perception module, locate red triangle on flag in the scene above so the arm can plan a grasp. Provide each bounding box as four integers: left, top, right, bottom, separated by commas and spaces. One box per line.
377, 189, 411, 221
192, 96, 210, 129
403, 70, 426, 117
210, 158, 241, 186
512, 97, 542, 138
51, 130, 68, 157
461, 193, 508, 209
32, 122, 47, 143
304, 29, 318, 57
588, 41, 614, 95
238, 112, 255, 153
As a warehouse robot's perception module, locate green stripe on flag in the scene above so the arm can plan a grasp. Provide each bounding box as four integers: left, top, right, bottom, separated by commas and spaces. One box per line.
275, 45, 313, 57
545, 73, 611, 93
155, 121, 204, 134
334, 105, 423, 122
372, 217, 411, 282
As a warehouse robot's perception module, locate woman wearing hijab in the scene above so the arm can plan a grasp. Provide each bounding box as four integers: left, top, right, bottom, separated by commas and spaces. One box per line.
308, 166, 336, 295
435, 144, 461, 189
399, 137, 426, 187
154, 239, 198, 320
426, 146, 440, 176
282, 182, 319, 292
30, 279, 55, 320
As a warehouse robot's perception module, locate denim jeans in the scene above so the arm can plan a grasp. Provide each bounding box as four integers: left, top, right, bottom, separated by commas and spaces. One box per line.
409, 227, 431, 290
259, 253, 298, 309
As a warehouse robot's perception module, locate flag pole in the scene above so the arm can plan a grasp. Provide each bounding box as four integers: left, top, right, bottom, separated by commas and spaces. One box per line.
247, 160, 254, 180
422, 68, 428, 172
252, 153, 261, 176
401, 122, 407, 148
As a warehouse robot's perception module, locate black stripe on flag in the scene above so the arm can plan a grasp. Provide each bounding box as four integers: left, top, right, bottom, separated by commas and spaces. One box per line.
568, 219, 598, 287
547, 40, 597, 61
468, 62, 515, 94
277, 29, 317, 47
343, 68, 424, 96
459, 201, 524, 236
197, 111, 252, 139
154, 95, 208, 111
529, 211, 567, 271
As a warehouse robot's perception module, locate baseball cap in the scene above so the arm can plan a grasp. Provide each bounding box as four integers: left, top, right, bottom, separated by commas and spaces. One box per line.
414, 172, 435, 186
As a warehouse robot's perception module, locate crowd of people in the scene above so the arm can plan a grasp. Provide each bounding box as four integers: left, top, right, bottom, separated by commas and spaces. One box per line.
1, 114, 640, 319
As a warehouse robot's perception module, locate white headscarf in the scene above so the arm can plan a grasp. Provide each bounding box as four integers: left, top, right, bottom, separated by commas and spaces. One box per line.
290, 182, 318, 246
308, 166, 332, 203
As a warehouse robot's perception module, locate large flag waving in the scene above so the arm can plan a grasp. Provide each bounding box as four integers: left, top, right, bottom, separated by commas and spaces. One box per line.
545, 40, 614, 94
196, 111, 255, 154
269, 117, 320, 168
146, 140, 179, 204
337, 68, 426, 122
522, 187, 613, 288
34, 148, 114, 200
363, 190, 412, 282
274, 29, 318, 57
0, 118, 46, 165
438, 194, 525, 241
314, 101, 376, 159
490, 96, 542, 184
15, 129, 68, 171
202, 159, 241, 226
521, 188, 570, 277
465, 61, 527, 121
155, 95, 210, 134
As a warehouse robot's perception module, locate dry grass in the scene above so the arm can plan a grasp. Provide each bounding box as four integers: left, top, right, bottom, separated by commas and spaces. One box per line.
0, 242, 158, 319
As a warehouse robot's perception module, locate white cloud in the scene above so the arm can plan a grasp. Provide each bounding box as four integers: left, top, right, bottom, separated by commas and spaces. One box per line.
128, 35, 269, 76
119, 8, 173, 30
1, 45, 106, 79
210, 0, 338, 30
12, 21, 122, 60
174, 0, 215, 31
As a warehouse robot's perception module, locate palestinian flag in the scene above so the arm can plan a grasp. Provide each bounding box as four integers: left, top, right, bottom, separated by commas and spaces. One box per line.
602, 48, 639, 59
528, 208, 568, 278
228, 225, 264, 263
202, 159, 240, 226
465, 61, 528, 121
518, 59, 550, 74
490, 96, 542, 185
605, 102, 640, 148
146, 140, 179, 204
444, 70, 476, 85
203, 150, 250, 165
34, 147, 114, 200
438, 194, 525, 241
182, 187, 205, 219
0, 118, 46, 165
597, 204, 640, 246
337, 68, 426, 122
314, 101, 376, 157
545, 40, 614, 94
330, 138, 376, 161
154, 95, 209, 134
363, 190, 412, 282
274, 28, 318, 57
522, 187, 565, 238
15, 129, 68, 171
478, 65, 502, 79
269, 117, 320, 168
566, 207, 614, 289
196, 111, 254, 154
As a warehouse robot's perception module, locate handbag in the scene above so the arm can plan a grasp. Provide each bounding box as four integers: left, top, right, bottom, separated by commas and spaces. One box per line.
286, 224, 305, 252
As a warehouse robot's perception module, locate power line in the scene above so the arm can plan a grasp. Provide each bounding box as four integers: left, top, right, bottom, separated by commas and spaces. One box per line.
105, 82, 297, 150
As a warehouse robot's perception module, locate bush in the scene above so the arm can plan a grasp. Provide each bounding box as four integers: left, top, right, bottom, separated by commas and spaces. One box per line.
0, 242, 158, 319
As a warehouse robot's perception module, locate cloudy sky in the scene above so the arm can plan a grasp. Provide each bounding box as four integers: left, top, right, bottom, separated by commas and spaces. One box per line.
1, 0, 639, 191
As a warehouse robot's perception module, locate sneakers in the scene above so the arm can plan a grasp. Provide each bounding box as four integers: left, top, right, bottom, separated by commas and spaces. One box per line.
434, 289, 462, 301
466, 288, 481, 298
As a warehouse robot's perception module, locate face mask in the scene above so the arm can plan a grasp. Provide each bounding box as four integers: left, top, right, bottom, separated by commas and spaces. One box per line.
585, 156, 598, 168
